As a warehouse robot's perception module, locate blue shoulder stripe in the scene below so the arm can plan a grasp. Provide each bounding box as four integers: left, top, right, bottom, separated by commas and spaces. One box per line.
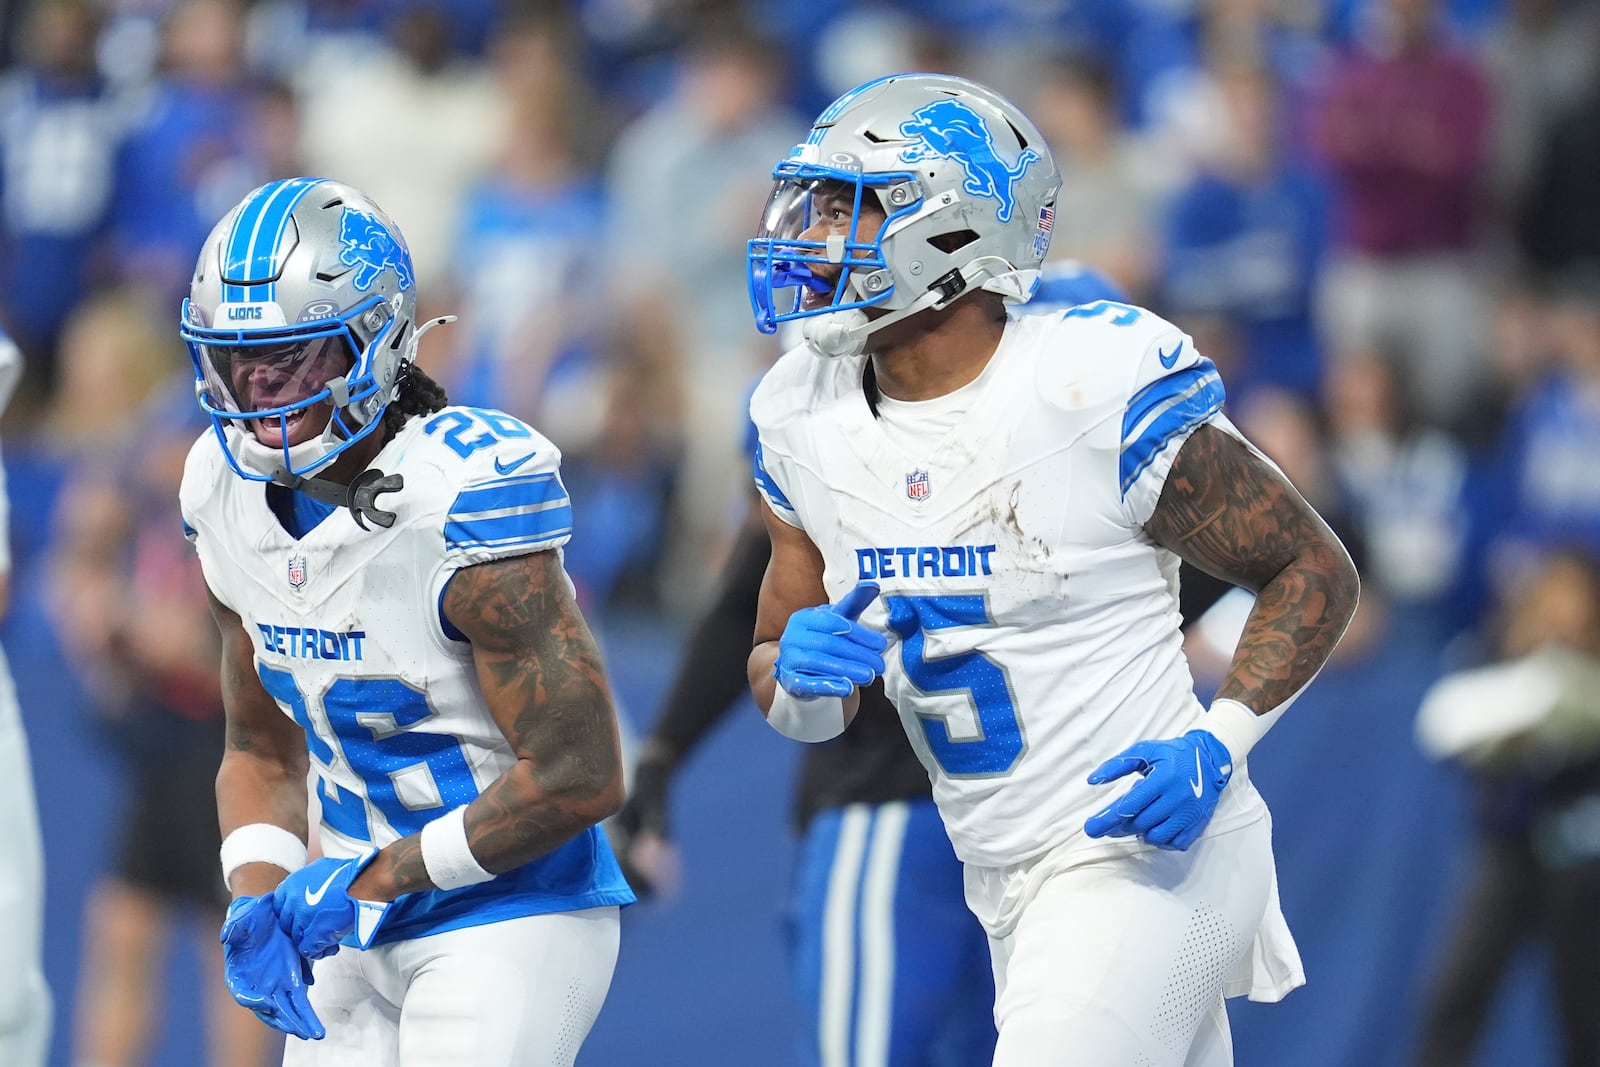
444, 508, 573, 551
1123, 357, 1219, 441
449, 472, 565, 517
446, 472, 572, 552
753, 442, 794, 513
1119, 364, 1225, 496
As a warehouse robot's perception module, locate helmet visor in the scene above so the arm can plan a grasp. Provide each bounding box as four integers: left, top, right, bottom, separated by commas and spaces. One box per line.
199, 333, 355, 417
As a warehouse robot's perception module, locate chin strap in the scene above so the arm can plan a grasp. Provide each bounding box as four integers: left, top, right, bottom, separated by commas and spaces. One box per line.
271, 467, 405, 530
804, 286, 952, 359
805, 260, 1035, 360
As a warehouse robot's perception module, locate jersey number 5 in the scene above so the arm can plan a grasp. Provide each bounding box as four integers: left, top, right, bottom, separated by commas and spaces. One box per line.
883, 594, 1025, 778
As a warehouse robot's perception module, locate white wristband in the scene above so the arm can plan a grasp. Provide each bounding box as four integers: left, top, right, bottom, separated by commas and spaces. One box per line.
420, 805, 495, 890
220, 823, 307, 891
766, 688, 848, 742
1199, 698, 1271, 763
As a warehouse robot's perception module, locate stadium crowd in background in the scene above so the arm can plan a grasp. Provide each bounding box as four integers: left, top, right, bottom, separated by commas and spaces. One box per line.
2, 0, 1600, 1064
2, 0, 1596, 623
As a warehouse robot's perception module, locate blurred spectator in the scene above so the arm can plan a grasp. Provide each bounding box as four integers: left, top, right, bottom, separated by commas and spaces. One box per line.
1160, 55, 1329, 400
1029, 50, 1165, 298
0, 0, 122, 394
561, 376, 679, 612
108, 0, 253, 305
1315, 0, 1494, 430
1481, 267, 1600, 583
805, 6, 962, 118
439, 13, 677, 610
1516, 24, 1600, 278
295, 3, 508, 293
0, 328, 49, 1067
603, 16, 801, 604
1480, 0, 1597, 225
37, 291, 173, 461
190, 80, 303, 237
1119, 0, 1327, 150
43, 296, 276, 1066
1413, 547, 1600, 1067
444, 16, 609, 433
1326, 353, 1469, 609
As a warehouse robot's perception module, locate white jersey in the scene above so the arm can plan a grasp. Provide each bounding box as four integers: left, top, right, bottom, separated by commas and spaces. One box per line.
751, 304, 1271, 867
180, 406, 632, 941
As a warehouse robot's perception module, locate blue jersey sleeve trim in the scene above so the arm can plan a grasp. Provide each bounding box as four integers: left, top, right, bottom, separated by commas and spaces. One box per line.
1123, 357, 1218, 437
754, 441, 796, 514
437, 573, 467, 642
1119, 365, 1226, 496
446, 473, 573, 551
444, 506, 573, 551
449, 472, 564, 516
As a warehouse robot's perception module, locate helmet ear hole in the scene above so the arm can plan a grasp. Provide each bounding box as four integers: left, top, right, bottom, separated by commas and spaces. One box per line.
927, 229, 980, 254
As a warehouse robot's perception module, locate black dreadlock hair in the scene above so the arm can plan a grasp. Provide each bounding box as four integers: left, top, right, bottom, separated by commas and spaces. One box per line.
383, 362, 449, 434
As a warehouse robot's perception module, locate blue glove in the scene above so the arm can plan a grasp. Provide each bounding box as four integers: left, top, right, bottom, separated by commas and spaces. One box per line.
774, 581, 887, 699
220, 894, 324, 1041
1083, 730, 1234, 851
271, 850, 388, 960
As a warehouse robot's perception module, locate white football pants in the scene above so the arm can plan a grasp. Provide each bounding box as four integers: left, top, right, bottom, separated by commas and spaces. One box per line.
283, 906, 620, 1067
971, 817, 1280, 1067
0, 644, 50, 1067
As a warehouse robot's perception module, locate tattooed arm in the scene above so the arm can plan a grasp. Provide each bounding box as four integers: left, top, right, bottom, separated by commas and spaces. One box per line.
209, 585, 312, 898
1144, 424, 1360, 716
350, 550, 624, 901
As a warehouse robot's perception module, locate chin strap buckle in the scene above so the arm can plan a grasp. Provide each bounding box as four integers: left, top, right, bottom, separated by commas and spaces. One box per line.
271, 468, 404, 531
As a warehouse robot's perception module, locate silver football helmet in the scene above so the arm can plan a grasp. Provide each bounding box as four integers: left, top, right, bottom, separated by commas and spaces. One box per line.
748, 73, 1062, 358
180, 177, 435, 482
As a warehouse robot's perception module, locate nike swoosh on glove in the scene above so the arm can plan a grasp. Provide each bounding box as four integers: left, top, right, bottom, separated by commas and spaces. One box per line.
221, 894, 324, 1041
1083, 729, 1234, 851
774, 581, 886, 699
271, 850, 388, 959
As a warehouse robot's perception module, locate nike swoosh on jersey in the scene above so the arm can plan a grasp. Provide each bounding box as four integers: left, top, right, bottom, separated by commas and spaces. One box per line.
494, 453, 537, 476
1159, 340, 1185, 369
1189, 750, 1205, 798
304, 866, 345, 906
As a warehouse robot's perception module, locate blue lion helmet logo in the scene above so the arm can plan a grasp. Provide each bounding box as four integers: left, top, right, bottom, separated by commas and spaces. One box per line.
897, 100, 1041, 224
337, 206, 414, 293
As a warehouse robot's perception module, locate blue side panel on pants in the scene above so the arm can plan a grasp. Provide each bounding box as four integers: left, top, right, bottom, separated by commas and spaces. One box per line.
788, 798, 995, 1067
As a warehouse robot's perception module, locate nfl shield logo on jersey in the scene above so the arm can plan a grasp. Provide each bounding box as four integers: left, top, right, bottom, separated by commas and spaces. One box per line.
287, 554, 308, 590
906, 469, 931, 501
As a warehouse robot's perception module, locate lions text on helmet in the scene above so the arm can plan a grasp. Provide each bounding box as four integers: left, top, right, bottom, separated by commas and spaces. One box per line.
180, 177, 452, 526
747, 73, 1061, 358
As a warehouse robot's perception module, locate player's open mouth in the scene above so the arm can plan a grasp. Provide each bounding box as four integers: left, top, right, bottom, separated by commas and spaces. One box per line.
252, 408, 311, 447
801, 283, 836, 310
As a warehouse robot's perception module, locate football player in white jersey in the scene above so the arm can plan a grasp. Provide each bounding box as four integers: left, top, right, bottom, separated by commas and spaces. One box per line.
0, 328, 49, 1067
744, 75, 1360, 1066
178, 178, 634, 1066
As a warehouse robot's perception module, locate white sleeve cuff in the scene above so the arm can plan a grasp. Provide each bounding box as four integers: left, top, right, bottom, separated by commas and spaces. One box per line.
420, 805, 495, 890
220, 823, 307, 891
765, 688, 847, 742
1198, 698, 1271, 763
